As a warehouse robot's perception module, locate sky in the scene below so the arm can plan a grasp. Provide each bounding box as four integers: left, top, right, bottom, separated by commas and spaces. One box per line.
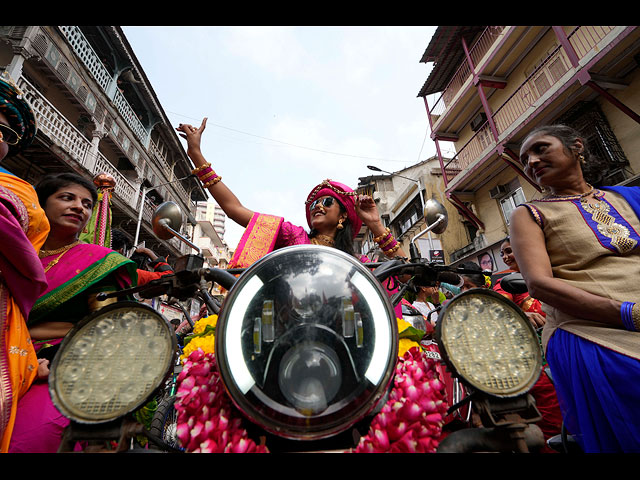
122, 26, 440, 249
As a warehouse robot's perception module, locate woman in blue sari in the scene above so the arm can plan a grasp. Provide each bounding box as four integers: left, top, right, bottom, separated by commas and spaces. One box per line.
510, 124, 640, 452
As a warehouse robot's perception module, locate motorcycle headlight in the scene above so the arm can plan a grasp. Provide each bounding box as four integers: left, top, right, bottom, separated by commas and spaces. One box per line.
435, 289, 542, 398
49, 302, 176, 424
215, 245, 398, 440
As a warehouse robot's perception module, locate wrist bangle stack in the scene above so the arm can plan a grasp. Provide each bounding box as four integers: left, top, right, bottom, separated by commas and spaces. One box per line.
192, 162, 222, 188
374, 228, 400, 257
621, 302, 640, 331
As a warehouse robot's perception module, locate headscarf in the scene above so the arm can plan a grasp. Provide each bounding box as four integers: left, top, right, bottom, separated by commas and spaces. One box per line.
0, 72, 37, 153
305, 179, 362, 240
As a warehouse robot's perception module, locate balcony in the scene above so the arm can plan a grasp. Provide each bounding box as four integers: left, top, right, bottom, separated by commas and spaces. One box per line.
17, 75, 154, 222
57, 26, 193, 205
59, 26, 149, 148
427, 26, 506, 123
441, 26, 619, 188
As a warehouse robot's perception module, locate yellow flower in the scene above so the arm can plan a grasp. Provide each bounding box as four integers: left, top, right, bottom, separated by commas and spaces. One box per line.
396, 317, 412, 333
398, 338, 421, 358
181, 334, 216, 361
193, 314, 218, 335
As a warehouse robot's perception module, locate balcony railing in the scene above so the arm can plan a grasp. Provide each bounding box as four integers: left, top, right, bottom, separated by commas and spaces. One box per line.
17, 76, 155, 221
59, 26, 149, 147
442, 25, 617, 186
427, 26, 505, 120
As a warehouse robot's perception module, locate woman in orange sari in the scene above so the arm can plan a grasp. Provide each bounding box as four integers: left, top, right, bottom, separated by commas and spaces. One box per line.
0, 73, 48, 453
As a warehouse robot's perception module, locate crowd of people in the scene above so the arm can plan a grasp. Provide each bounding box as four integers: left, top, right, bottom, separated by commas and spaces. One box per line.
1, 69, 639, 453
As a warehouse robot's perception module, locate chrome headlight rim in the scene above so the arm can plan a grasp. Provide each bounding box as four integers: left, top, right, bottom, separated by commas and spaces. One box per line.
215, 245, 398, 440
435, 288, 542, 398
48, 301, 177, 424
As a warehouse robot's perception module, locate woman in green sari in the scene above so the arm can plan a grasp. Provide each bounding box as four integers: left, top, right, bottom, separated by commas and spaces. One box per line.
9, 172, 137, 453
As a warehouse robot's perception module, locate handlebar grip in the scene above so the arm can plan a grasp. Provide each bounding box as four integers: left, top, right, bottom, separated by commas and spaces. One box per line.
201, 268, 238, 291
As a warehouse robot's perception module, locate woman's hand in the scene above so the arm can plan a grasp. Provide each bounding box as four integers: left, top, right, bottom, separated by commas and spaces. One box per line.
37, 358, 50, 380
525, 311, 546, 329
355, 195, 384, 232
176, 118, 207, 156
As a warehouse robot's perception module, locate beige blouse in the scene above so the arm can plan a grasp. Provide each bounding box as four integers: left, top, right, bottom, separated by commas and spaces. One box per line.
522, 189, 640, 359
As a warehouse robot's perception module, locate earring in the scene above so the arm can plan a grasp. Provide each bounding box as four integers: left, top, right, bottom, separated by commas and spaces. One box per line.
578, 154, 585, 164
337, 218, 344, 230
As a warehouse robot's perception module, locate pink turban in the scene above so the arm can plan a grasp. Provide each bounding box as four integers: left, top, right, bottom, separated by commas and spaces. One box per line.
305, 179, 362, 240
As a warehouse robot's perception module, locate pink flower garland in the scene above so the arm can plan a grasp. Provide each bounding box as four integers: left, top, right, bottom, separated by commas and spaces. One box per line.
354, 346, 448, 453
175, 349, 268, 453
175, 346, 447, 453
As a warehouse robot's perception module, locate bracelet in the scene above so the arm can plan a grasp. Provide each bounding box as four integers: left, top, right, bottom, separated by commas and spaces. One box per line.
192, 162, 211, 175
383, 243, 401, 257
202, 175, 222, 188
198, 169, 217, 182
633, 303, 640, 332
379, 235, 396, 249
373, 228, 391, 244
621, 302, 638, 331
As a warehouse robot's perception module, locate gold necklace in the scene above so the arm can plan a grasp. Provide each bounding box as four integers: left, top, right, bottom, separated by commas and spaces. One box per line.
310, 234, 335, 247
542, 183, 595, 201
39, 240, 80, 273
39, 240, 80, 258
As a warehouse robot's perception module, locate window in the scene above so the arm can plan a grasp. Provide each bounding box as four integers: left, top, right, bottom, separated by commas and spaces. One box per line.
499, 187, 526, 225
392, 195, 424, 238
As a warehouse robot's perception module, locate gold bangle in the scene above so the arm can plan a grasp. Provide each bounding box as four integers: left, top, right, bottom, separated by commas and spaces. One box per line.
191, 162, 211, 175
203, 175, 222, 188
198, 169, 217, 182
383, 244, 401, 257
373, 228, 391, 244
378, 235, 396, 249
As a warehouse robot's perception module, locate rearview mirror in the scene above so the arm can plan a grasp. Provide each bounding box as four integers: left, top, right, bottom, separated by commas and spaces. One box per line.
424, 198, 448, 234
151, 201, 201, 254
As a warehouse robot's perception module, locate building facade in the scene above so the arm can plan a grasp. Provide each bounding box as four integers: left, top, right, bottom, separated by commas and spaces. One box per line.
357, 156, 468, 262
0, 26, 208, 260
418, 26, 640, 272
193, 201, 231, 269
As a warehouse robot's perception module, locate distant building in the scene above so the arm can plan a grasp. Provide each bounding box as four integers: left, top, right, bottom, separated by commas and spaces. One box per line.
194, 201, 231, 268
418, 26, 640, 271
0, 26, 206, 260
357, 156, 468, 262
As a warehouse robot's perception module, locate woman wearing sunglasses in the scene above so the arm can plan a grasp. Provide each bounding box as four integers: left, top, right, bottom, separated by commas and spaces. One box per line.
176, 118, 406, 268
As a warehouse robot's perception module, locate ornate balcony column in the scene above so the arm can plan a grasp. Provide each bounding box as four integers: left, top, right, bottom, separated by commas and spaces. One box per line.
87, 125, 108, 173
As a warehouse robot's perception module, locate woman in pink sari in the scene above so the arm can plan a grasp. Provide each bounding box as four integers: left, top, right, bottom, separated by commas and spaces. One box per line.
8, 172, 137, 453
176, 118, 407, 268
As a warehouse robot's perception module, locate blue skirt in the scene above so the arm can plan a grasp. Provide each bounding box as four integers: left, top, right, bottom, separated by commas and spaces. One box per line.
547, 328, 640, 453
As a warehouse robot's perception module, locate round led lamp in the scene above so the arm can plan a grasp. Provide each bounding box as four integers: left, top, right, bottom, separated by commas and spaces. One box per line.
215, 245, 398, 440
436, 288, 542, 398
49, 302, 177, 424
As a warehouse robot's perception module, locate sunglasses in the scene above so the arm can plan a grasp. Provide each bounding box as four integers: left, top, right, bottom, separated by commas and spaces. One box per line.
309, 196, 336, 211
0, 123, 21, 146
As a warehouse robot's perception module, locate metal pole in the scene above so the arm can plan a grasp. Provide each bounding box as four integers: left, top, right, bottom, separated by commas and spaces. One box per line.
133, 174, 194, 247
133, 186, 148, 246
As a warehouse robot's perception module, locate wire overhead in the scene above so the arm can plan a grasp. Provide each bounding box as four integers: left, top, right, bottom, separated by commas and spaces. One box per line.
168, 110, 418, 164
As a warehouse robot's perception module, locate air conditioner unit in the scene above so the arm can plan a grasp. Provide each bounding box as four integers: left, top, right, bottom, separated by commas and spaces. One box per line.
470, 112, 487, 132
489, 184, 508, 199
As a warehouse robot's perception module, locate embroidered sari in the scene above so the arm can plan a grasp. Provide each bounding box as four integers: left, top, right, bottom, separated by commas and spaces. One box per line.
29, 243, 137, 327
8, 243, 136, 453
0, 171, 49, 453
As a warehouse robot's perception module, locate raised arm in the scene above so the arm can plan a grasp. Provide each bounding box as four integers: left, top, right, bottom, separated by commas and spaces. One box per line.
177, 118, 254, 228
509, 205, 623, 327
